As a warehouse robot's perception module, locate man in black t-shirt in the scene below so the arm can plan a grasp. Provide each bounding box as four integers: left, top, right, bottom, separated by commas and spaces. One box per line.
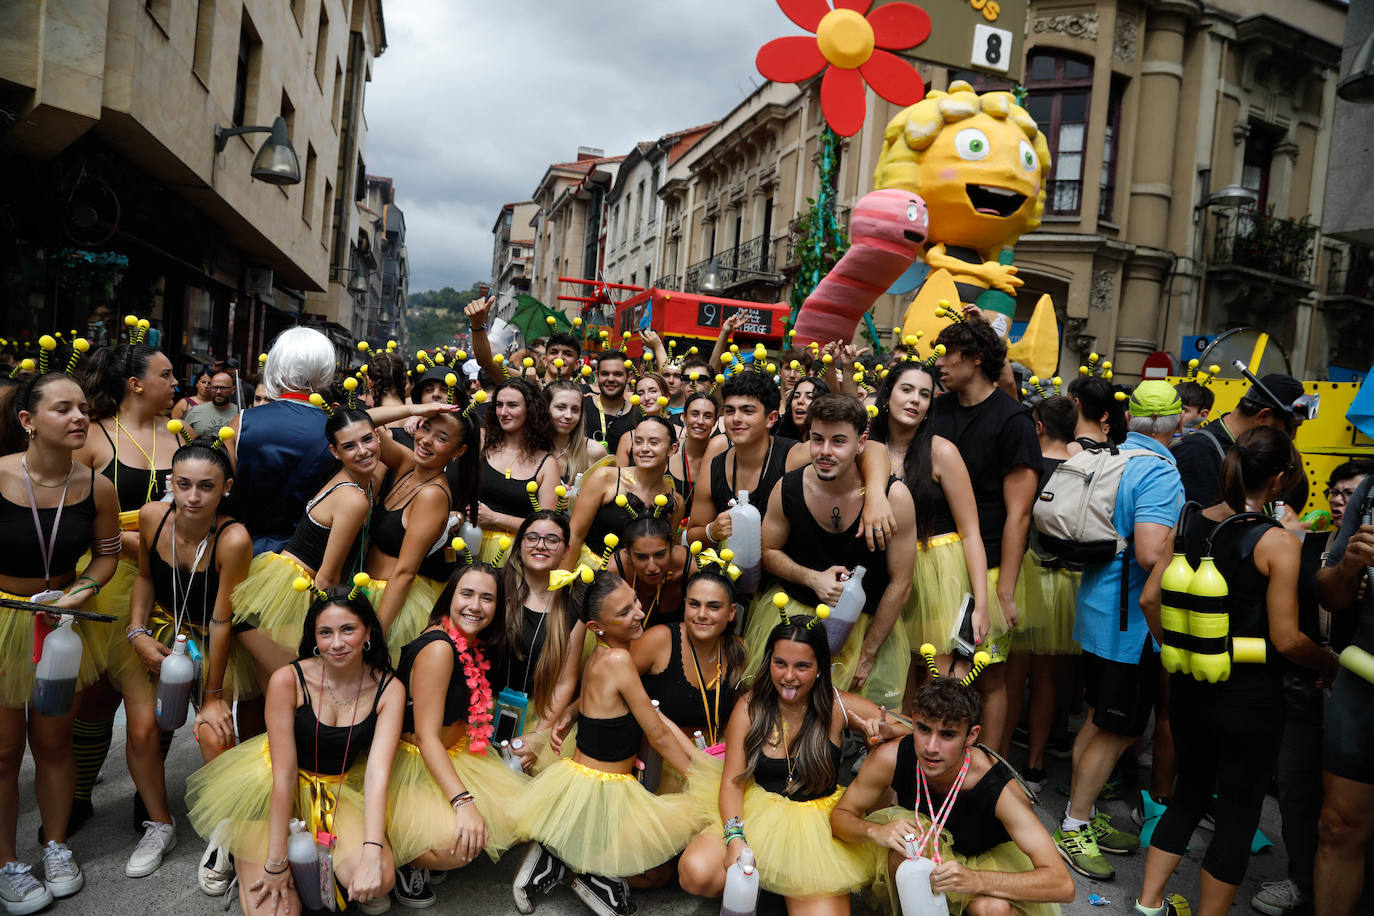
929, 317, 1041, 753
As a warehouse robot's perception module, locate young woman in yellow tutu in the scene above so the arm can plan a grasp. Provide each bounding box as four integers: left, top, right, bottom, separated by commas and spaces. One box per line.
510, 568, 697, 916
366, 401, 480, 659
611, 516, 695, 627
0, 371, 120, 913
387, 561, 531, 906
185, 585, 404, 916
677, 613, 902, 913
564, 415, 681, 569
113, 435, 255, 881
831, 674, 1074, 916
232, 407, 381, 672
477, 378, 559, 564
868, 361, 991, 713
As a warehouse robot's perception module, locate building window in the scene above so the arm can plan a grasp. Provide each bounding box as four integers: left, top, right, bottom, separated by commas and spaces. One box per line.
314, 6, 330, 91
332, 62, 344, 128
1242, 122, 1283, 212
280, 89, 295, 149
321, 180, 333, 246
1099, 78, 1125, 222
232, 15, 261, 128
1023, 51, 1094, 216
302, 143, 317, 226
636, 181, 645, 234
192, 0, 216, 82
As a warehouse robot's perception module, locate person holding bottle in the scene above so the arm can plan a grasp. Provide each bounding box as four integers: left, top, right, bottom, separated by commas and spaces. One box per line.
185, 587, 404, 916
387, 562, 531, 907
0, 371, 119, 914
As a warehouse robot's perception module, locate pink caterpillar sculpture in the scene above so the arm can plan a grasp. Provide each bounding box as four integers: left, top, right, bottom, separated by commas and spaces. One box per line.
791, 188, 928, 347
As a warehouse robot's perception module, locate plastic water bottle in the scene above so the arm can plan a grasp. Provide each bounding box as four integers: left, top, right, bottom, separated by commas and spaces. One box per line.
501, 739, 525, 773
156, 634, 196, 730
693, 730, 707, 750
31, 618, 82, 717
895, 839, 948, 916
823, 566, 866, 653
639, 700, 663, 792
288, 819, 326, 911
720, 847, 759, 916
728, 491, 762, 593
458, 519, 483, 551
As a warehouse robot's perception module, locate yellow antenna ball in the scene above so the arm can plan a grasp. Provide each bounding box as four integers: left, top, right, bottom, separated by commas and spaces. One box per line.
1188, 358, 1200, 368
729, 344, 739, 353
357, 341, 368, 351
654, 493, 668, 507
815, 604, 830, 620
690, 540, 703, 555
38, 335, 56, 351
493, 354, 504, 364
456, 350, 467, 360
555, 484, 567, 497
522, 357, 534, 368
1208, 365, 1220, 375
656, 396, 668, 407
451, 537, 467, 552
787, 330, 796, 339
309, 393, 325, 406
1052, 376, 1062, 386
1114, 391, 1128, 402
497, 535, 512, 551
623, 359, 634, 370
615, 494, 628, 508
821, 353, 833, 364
526, 480, 539, 494
415, 363, 426, 373
445, 373, 457, 387
581, 365, 593, 376
553, 358, 564, 368
599, 330, 609, 339
580, 565, 595, 583
719, 548, 734, 563
1102, 361, 1112, 371
722, 352, 734, 364
343, 376, 358, 391
1079, 366, 1090, 376
166, 420, 183, 436
603, 534, 619, 550
546, 315, 557, 326
137, 319, 149, 330
920, 643, 937, 657
973, 650, 991, 667
74, 338, 90, 352
933, 344, 946, 356
125, 315, 138, 327
754, 343, 767, 355
714, 373, 724, 384
866, 404, 879, 418
416, 349, 428, 360
789, 360, 800, 370
688, 346, 699, 355
352, 572, 371, 588
258, 353, 268, 364
904, 335, 917, 347
217, 427, 235, 442
292, 576, 310, 592
1029, 376, 1040, 386
573, 317, 583, 326
19, 359, 34, 372
622, 331, 631, 339
629, 394, 641, 406
1104, 371, 1114, 380
473, 390, 489, 403
1089, 352, 1099, 362
689, 371, 702, 382
852, 371, 864, 383
773, 592, 790, 609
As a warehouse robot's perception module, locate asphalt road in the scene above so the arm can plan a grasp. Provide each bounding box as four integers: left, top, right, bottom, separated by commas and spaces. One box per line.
11, 710, 1290, 915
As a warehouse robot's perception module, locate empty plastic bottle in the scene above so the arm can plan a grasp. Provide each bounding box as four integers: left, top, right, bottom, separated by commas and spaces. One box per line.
823, 566, 867, 653
895, 838, 949, 916
720, 847, 759, 916
32, 617, 82, 717
288, 819, 326, 911
156, 634, 196, 729
728, 491, 762, 593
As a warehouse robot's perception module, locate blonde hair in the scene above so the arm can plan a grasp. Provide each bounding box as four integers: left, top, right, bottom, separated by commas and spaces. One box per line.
874, 81, 1053, 238
544, 380, 594, 483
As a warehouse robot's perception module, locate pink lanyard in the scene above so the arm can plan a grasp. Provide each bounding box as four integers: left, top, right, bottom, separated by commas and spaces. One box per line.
911, 750, 971, 863
22, 458, 72, 591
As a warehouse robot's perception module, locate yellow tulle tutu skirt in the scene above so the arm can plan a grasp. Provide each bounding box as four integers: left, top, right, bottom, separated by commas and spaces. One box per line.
79, 556, 139, 678
231, 551, 317, 651
366, 576, 442, 662
905, 535, 1008, 654
1012, 558, 1080, 656
510, 758, 694, 877
479, 529, 515, 567
186, 733, 368, 864
741, 584, 910, 707
386, 737, 530, 866
105, 604, 261, 701
865, 807, 1060, 916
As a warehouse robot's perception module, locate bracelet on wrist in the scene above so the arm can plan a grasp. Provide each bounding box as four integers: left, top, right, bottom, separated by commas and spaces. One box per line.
203, 688, 224, 696
126, 626, 151, 644
266, 855, 288, 868
449, 791, 472, 807
263, 863, 288, 875
363, 841, 383, 849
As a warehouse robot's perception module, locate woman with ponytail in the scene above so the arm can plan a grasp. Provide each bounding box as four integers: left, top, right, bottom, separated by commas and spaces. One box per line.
0, 371, 120, 912
1134, 427, 1337, 916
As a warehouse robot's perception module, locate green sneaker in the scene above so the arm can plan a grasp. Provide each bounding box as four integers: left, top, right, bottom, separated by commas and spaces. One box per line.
1091, 810, 1140, 853
1054, 825, 1115, 879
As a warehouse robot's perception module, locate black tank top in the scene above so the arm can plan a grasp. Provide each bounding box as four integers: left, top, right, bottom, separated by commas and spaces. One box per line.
480, 454, 549, 519
641, 622, 734, 743
585, 471, 678, 553
575, 711, 641, 762
281, 481, 368, 573
396, 629, 471, 733
709, 435, 796, 516
98, 423, 171, 511
371, 470, 452, 581
892, 740, 1013, 857
147, 507, 242, 629
777, 468, 892, 614
613, 550, 690, 626
291, 662, 391, 775
754, 740, 842, 801
0, 466, 98, 580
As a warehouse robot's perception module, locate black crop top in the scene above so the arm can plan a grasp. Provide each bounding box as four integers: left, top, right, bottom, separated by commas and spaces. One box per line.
0, 466, 98, 580
641, 622, 733, 743
754, 740, 842, 802
98, 423, 170, 512
292, 662, 391, 775
282, 481, 368, 573
371, 470, 452, 581
892, 740, 1013, 857
575, 711, 641, 762
396, 629, 470, 734
147, 506, 242, 629
480, 455, 548, 520
584, 470, 677, 553
708, 435, 797, 517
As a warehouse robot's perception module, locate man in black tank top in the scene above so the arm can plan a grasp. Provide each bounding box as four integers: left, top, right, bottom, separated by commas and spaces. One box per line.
761, 394, 916, 706
832, 680, 1074, 912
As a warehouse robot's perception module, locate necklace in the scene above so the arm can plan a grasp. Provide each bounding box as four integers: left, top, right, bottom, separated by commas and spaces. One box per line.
911, 750, 972, 863
313, 661, 364, 833
114, 415, 158, 505
440, 618, 495, 753
320, 674, 366, 709
631, 568, 667, 624
778, 716, 798, 794
729, 436, 776, 497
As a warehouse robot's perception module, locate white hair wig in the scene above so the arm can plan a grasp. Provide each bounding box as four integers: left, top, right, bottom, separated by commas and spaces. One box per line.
263, 326, 336, 398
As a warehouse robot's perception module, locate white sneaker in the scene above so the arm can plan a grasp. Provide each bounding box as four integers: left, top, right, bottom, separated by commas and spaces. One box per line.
0, 861, 53, 915
125, 820, 177, 878
359, 896, 393, 914
39, 841, 82, 898
197, 842, 234, 896
1251, 879, 1308, 916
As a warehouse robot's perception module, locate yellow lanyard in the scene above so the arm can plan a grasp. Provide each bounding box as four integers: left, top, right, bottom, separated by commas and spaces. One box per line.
687, 631, 722, 746
113, 417, 157, 504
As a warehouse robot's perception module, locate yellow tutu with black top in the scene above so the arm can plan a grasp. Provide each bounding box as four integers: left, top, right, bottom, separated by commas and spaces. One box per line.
231, 551, 317, 651
105, 604, 260, 701
1012, 556, 1080, 656
905, 535, 1009, 653
865, 807, 1060, 916
186, 733, 367, 864
386, 736, 530, 866
742, 584, 910, 708
509, 757, 694, 877
366, 576, 442, 663
0, 593, 103, 709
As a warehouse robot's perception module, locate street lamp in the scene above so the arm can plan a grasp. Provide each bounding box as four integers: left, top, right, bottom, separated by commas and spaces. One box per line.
698, 258, 724, 294
1203, 185, 1259, 209
213, 116, 301, 185
1339, 29, 1374, 103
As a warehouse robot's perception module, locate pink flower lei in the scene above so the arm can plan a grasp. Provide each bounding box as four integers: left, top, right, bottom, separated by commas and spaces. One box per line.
440, 617, 495, 754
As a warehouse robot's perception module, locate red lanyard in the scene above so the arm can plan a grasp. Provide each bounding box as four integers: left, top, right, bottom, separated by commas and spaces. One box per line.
911, 750, 970, 863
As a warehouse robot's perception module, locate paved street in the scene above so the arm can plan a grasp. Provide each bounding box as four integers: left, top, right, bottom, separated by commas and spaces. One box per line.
13, 711, 1287, 915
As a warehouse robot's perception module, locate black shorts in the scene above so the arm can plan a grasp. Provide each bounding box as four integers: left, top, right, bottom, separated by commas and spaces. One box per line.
1082, 645, 1159, 737
1325, 668, 1374, 784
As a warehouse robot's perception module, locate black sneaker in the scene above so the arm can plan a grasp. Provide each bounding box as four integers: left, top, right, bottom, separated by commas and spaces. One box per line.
1010, 726, 1030, 749
393, 865, 435, 909
1023, 766, 1048, 794
428, 869, 448, 887
513, 844, 568, 914
572, 874, 637, 916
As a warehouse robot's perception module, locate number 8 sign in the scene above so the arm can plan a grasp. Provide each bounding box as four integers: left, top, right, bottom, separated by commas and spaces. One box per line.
971, 23, 1013, 72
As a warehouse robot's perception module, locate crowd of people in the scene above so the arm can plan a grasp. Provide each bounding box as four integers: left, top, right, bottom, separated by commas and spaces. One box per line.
0, 297, 1369, 916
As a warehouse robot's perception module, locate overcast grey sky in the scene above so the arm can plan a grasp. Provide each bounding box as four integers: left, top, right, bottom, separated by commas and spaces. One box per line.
365, 0, 796, 293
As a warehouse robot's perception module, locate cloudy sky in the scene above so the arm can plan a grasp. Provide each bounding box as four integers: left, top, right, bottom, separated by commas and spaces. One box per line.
365, 0, 797, 293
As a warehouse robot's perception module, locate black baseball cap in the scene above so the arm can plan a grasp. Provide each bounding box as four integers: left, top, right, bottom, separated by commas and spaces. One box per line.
1245, 373, 1304, 412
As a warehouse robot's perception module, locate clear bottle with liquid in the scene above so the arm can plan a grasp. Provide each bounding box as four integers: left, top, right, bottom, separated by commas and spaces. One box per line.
728, 491, 762, 593
31, 617, 82, 718
155, 634, 196, 730
287, 818, 326, 911
720, 846, 759, 916
895, 837, 948, 916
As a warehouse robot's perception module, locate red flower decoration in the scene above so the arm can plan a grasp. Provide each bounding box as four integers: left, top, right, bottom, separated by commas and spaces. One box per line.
757, 0, 931, 137
442, 618, 496, 754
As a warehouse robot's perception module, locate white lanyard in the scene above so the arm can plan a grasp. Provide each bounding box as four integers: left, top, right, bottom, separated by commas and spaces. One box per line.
22, 458, 72, 591
170, 519, 212, 636
911, 749, 971, 863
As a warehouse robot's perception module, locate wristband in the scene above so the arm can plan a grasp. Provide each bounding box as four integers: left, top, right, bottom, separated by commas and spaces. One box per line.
449, 791, 472, 807
126, 626, 152, 644
363, 841, 383, 849
203, 688, 224, 696
266, 855, 288, 869
210, 616, 233, 625
66, 583, 96, 599
471, 325, 487, 334
263, 863, 288, 875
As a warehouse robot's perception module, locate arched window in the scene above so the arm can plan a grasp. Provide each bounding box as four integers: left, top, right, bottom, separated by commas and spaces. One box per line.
1024, 51, 1094, 216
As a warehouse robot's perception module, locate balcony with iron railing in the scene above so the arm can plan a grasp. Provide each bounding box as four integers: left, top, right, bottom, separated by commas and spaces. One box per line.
1211, 208, 1316, 283
682, 234, 784, 294
653, 274, 680, 291
1325, 249, 1374, 301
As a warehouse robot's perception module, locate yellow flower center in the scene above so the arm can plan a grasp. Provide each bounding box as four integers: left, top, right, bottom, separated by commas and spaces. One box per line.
816, 9, 875, 70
